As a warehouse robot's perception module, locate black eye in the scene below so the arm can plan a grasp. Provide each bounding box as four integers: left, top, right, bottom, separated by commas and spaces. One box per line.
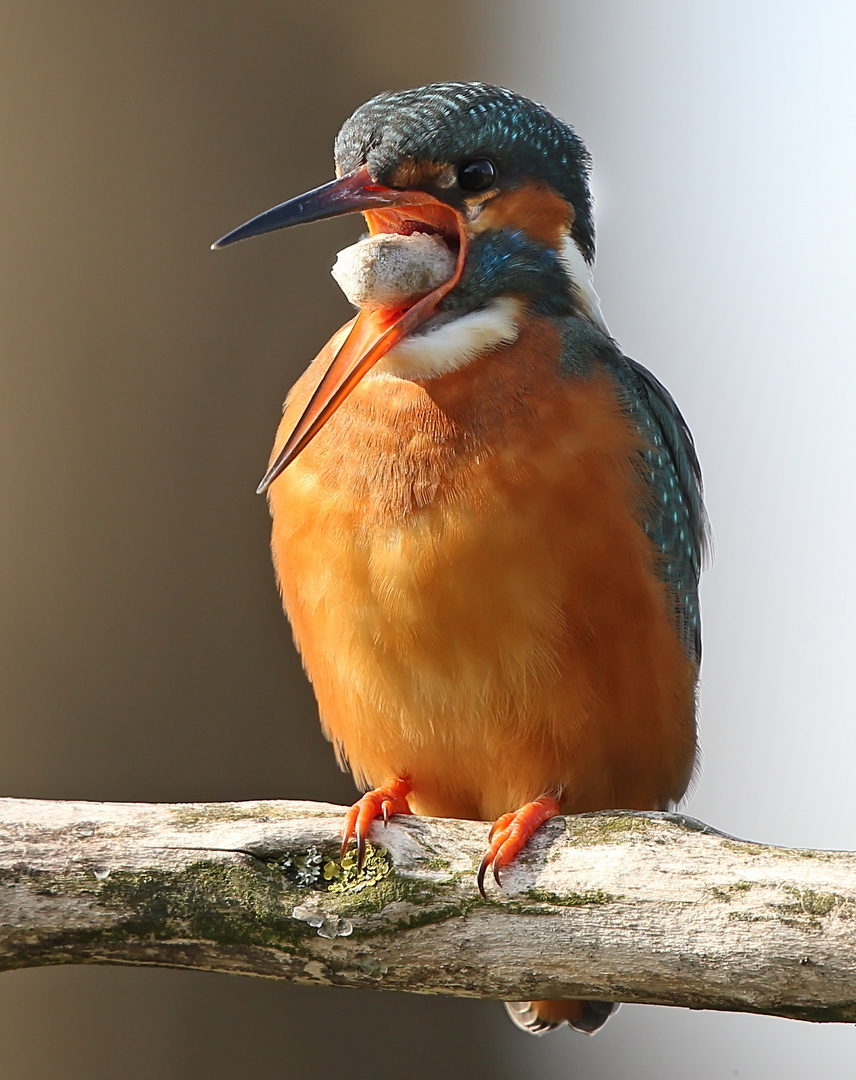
457, 158, 496, 192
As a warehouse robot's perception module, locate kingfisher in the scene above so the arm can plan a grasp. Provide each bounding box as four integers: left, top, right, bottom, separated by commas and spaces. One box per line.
214, 82, 705, 1035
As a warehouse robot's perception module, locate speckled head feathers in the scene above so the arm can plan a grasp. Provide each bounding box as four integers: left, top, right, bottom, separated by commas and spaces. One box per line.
334, 82, 595, 262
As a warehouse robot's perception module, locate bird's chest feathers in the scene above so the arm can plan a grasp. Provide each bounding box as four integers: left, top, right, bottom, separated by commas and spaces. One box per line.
269, 318, 649, 735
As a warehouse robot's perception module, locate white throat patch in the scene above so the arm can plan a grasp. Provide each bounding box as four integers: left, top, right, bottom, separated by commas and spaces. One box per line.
371, 296, 524, 381
559, 235, 609, 336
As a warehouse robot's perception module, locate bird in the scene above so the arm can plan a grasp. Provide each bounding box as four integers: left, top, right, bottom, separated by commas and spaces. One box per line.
213, 82, 706, 1035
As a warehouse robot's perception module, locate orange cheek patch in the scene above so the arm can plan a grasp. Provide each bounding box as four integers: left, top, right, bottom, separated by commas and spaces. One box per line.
477, 181, 572, 247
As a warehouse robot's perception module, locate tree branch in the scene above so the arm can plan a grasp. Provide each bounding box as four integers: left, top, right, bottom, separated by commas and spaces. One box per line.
0, 796, 853, 1022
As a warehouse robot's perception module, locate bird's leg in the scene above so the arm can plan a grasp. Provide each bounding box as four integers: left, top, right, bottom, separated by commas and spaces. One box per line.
477, 796, 562, 898
341, 777, 413, 870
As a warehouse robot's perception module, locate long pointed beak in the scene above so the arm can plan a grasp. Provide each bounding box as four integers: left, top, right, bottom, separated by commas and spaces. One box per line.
212, 166, 429, 248
213, 167, 468, 492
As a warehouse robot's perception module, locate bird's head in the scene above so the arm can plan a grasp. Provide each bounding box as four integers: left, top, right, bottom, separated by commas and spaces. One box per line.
214, 83, 604, 489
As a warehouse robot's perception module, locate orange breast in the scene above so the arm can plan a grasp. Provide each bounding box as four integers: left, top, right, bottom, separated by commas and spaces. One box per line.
268, 317, 697, 822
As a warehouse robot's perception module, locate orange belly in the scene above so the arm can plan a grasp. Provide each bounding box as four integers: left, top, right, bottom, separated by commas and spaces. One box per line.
268, 316, 697, 822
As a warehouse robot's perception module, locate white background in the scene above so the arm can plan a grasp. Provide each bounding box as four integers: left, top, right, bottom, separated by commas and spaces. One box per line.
485, 1, 856, 1075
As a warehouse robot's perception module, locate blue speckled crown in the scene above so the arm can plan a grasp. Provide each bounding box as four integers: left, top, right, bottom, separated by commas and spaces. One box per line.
334, 82, 596, 263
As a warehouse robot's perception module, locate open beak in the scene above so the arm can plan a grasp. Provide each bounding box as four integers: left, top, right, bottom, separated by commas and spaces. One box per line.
213, 166, 467, 492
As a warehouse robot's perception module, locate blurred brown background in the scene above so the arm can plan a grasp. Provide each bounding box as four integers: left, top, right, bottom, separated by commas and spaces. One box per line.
0, 3, 524, 1077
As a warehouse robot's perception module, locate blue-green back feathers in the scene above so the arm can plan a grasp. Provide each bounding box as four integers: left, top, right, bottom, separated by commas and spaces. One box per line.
615, 357, 706, 663
559, 319, 706, 663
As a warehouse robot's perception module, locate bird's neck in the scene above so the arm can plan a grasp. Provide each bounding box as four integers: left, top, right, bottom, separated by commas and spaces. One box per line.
440, 227, 607, 332
373, 296, 524, 381
372, 229, 609, 382
557, 234, 608, 336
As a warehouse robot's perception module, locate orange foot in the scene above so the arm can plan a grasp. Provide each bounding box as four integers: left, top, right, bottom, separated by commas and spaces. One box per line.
341, 777, 413, 870
478, 796, 562, 898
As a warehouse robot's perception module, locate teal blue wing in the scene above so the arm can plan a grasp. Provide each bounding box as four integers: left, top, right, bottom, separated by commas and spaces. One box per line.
615, 357, 707, 663
559, 319, 707, 663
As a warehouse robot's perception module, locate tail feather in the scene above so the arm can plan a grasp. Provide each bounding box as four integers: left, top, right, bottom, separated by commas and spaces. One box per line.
504, 999, 618, 1035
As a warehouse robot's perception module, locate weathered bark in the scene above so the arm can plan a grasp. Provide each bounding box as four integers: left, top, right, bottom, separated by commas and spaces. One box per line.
0, 796, 852, 1022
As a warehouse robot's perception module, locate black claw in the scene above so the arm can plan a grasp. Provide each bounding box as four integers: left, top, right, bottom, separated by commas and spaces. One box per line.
356, 830, 366, 872
477, 856, 490, 899
382, 801, 389, 826
341, 835, 351, 860
493, 862, 502, 887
